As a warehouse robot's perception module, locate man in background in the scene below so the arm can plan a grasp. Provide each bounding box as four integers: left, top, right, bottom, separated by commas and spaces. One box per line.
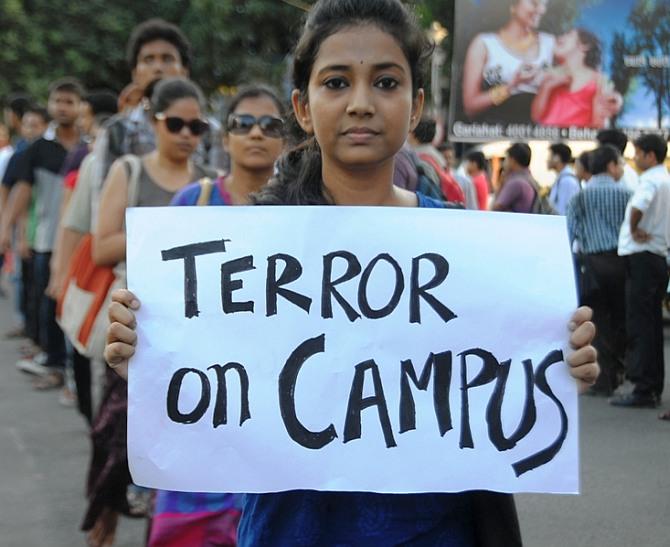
547, 142, 580, 215
612, 134, 670, 409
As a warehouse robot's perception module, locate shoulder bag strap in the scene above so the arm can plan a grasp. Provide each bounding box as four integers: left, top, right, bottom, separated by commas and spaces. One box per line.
196, 177, 213, 206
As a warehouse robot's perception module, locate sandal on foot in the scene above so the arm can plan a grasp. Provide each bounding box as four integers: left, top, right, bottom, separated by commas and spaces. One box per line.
32, 371, 64, 391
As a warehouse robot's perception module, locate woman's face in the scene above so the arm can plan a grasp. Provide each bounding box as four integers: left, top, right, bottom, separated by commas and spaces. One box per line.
225, 96, 284, 172
293, 24, 423, 174
154, 97, 204, 162
511, 0, 548, 30
554, 30, 581, 60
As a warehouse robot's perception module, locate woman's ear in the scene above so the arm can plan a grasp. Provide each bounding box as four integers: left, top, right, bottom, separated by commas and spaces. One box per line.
409, 88, 425, 132
291, 89, 313, 134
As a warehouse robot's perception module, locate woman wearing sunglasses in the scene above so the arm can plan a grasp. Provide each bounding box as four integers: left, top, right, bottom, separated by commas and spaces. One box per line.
171, 85, 285, 207
85, 78, 217, 547
94, 77, 215, 265
147, 85, 286, 547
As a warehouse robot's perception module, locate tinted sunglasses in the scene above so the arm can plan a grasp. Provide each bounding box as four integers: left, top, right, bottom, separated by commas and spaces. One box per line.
227, 114, 284, 139
155, 113, 210, 136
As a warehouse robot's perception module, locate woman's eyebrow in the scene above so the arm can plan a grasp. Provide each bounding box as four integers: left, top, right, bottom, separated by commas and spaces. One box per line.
316, 61, 406, 77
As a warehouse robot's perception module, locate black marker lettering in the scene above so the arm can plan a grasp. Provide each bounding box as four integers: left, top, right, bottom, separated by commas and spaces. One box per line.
399, 351, 453, 436
512, 350, 567, 477
459, 349, 499, 449
221, 256, 256, 314
162, 239, 231, 318
266, 254, 312, 316
486, 359, 536, 451
166, 368, 211, 424
358, 253, 404, 319
344, 359, 397, 448
208, 362, 251, 427
322, 251, 362, 322
278, 334, 338, 449
409, 253, 457, 324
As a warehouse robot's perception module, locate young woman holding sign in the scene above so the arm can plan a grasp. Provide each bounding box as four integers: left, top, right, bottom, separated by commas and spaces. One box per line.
105, 1, 599, 545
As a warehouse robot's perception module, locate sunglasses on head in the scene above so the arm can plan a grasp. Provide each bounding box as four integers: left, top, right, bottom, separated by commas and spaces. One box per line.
227, 113, 284, 139
155, 113, 209, 136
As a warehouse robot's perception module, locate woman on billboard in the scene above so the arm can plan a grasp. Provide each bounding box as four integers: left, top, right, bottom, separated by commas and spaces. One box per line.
461, 0, 555, 123
461, 0, 622, 126
531, 29, 619, 128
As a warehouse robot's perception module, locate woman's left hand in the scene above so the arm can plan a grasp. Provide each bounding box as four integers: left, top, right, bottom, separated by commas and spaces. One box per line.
566, 306, 599, 393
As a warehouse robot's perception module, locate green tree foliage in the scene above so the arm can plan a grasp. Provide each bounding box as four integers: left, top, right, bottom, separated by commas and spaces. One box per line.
0, 0, 450, 104
628, 0, 670, 128
608, 31, 636, 125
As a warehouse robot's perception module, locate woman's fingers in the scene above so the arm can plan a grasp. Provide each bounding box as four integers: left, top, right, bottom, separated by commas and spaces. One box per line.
110, 288, 141, 310
103, 340, 129, 381
567, 306, 599, 393
108, 301, 137, 329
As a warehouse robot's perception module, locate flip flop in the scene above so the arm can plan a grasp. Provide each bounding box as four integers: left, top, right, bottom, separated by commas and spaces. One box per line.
32, 371, 64, 391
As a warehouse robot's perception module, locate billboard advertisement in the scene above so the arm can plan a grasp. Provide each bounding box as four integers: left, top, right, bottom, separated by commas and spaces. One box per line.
448, 0, 670, 141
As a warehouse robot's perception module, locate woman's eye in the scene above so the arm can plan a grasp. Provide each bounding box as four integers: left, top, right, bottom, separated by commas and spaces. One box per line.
375, 77, 398, 90
324, 78, 348, 90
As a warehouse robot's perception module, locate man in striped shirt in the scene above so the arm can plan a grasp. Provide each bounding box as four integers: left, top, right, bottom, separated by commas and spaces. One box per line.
567, 145, 632, 395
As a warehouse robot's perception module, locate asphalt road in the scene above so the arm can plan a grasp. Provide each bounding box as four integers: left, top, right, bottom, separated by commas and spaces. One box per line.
0, 294, 668, 547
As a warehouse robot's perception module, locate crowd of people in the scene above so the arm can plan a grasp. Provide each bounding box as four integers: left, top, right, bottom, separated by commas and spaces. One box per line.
2, 0, 664, 544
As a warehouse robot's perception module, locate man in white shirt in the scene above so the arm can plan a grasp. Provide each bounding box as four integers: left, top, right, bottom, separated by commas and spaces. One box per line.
612, 134, 670, 408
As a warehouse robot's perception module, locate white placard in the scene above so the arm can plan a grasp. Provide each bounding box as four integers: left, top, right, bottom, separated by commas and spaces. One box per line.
126, 206, 579, 494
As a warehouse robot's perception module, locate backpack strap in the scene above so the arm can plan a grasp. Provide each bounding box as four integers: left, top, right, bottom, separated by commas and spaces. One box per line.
196, 177, 213, 206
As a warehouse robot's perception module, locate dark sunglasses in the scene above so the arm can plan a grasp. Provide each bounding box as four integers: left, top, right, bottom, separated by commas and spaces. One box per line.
227, 113, 284, 139
155, 113, 210, 136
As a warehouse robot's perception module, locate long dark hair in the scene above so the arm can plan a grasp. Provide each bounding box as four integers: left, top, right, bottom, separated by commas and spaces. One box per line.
149, 77, 205, 116
253, 0, 432, 206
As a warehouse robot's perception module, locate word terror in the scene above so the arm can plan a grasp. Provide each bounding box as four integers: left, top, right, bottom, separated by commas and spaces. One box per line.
161, 239, 457, 325
166, 335, 568, 477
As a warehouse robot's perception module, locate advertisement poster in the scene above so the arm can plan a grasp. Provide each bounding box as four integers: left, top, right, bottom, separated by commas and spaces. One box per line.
448, 0, 670, 141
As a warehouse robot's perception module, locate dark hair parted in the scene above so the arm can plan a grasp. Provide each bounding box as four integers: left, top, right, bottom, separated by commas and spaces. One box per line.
549, 142, 572, 165
48, 77, 85, 99
24, 106, 50, 124
149, 78, 205, 116
590, 145, 621, 175
634, 133, 668, 164
466, 150, 487, 171
413, 118, 437, 144
253, 0, 432, 206
85, 90, 119, 117
6, 94, 32, 118
576, 151, 593, 175
597, 129, 628, 154
506, 142, 532, 168
126, 18, 192, 70
225, 85, 285, 124
576, 28, 601, 70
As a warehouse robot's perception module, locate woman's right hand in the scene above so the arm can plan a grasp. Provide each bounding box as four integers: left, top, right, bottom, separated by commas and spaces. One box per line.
104, 289, 141, 381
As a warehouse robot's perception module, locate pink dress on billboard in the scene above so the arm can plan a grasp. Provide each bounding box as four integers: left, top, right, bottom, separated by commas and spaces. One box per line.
538, 79, 598, 127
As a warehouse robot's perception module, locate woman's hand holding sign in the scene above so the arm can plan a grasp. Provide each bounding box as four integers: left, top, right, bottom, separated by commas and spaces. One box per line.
105, 288, 140, 381
105, 289, 599, 392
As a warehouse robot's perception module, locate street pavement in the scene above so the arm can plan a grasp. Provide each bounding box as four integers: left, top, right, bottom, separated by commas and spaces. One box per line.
0, 294, 668, 546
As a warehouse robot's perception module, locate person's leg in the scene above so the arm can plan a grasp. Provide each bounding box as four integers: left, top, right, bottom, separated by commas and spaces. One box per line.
586, 253, 619, 394
73, 346, 93, 424
23, 255, 39, 346
621, 253, 660, 399
33, 252, 66, 387
648, 253, 668, 399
